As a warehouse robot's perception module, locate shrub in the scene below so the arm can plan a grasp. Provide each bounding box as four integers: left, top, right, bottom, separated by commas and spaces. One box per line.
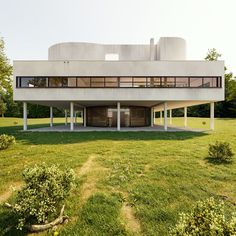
170, 198, 236, 235
11, 164, 75, 230
208, 141, 234, 163
0, 134, 15, 150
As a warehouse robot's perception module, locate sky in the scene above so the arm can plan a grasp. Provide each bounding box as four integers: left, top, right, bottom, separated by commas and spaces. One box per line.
0, 0, 235, 73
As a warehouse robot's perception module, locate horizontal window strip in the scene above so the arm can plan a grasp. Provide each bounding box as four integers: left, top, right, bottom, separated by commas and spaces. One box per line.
16, 76, 222, 88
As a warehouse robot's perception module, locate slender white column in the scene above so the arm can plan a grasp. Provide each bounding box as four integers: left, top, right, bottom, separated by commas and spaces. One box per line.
65, 109, 68, 126
169, 109, 172, 125
164, 102, 167, 131
70, 102, 74, 131
23, 102, 27, 131
117, 102, 120, 131
184, 107, 187, 128
151, 107, 154, 127
50, 106, 53, 127
153, 110, 156, 125
210, 102, 214, 130
83, 107, 86, 127
160, 111, 163, 124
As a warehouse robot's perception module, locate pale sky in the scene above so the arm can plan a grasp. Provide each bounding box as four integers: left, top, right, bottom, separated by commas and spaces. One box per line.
0, 0, 235, 73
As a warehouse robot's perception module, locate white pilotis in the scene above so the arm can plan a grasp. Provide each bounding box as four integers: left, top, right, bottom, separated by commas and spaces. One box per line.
210, 102, 214, 130
65, 110, 68, 126
83, 107, 86, 127
184, 107, 187, 128
160, 111, 163, 124
169, 109, 172, 125
164, 102, 168, 131
151, 107, 154, 127
70, 102, 74, 131
23, 102, 27, 131
50, 106, 53, 127
117, 102, 120, 131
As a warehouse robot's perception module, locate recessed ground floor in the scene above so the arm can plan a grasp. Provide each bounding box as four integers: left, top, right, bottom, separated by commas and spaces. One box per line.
21, 100, 216, 131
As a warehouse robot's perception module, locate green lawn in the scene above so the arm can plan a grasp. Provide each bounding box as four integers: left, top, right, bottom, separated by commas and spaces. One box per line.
0, 117, 235, 235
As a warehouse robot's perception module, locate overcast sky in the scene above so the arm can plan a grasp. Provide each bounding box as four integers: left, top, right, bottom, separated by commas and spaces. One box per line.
0, 0, 235, 73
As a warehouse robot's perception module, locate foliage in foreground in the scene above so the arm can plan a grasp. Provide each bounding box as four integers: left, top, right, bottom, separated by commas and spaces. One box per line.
209, 141, 234, 163
0, 134, 15, 150
9, 164, 75, 230
171, 198, 236, 235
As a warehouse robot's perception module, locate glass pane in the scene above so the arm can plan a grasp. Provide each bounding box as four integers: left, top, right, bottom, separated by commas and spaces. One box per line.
105, 77, 118, 87
162, 77, 175, 87
49, 77, 62, 87
190, 78, 203, 87
176, 77, 189, 87
203, 77, 217, 87
133, 77, 146, 87
33, 77, 47, 87
21, 77, 35, 87
77, 77, 90, 87
91, 77, 104, 87
68, 77, 77, 87
120, 77, 132, 87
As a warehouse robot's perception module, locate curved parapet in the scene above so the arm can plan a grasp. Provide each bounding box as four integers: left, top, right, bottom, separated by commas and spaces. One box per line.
48, 42, 150, 61
157, 37, 186, 60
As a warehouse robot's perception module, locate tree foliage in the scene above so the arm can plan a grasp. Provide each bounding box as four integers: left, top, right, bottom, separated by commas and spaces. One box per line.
171, 198, 236, 235
10, 164, 75, 230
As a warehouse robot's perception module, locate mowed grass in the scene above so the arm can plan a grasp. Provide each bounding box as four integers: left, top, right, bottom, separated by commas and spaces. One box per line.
0, 117, 236, 235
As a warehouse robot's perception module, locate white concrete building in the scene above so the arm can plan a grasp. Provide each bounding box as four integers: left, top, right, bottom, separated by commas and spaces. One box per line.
13, 37, 224, 131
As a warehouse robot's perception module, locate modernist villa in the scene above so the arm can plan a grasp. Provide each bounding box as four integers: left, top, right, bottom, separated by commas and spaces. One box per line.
13, 37, 224, 131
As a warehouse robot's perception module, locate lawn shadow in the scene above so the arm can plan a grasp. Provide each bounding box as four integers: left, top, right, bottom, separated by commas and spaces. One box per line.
204, 157, 233, 165
0, 206, 27, 236
0, 123, 209, 145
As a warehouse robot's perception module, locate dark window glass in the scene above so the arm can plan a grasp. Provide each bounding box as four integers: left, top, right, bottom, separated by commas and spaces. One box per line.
34, 77, 47, 87
49, 77, 63, 87
20, 77, 35, 87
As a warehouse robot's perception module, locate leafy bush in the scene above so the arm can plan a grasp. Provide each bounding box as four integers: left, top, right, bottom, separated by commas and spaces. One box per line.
11, 164, 75, 230
0, 134, 15, 150
209, 141, 234, 163
171, 198, 236, 235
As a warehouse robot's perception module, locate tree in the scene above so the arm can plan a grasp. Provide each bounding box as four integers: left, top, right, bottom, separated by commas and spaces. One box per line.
0, 37, 12, 98
204, 48, 222, 61
0, 99, 7, 117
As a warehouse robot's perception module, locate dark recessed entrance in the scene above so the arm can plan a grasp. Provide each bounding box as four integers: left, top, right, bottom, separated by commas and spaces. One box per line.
86, 106, 151, 127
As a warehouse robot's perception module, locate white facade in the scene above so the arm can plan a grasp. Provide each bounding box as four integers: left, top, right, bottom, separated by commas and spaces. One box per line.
13, 37, 225, 130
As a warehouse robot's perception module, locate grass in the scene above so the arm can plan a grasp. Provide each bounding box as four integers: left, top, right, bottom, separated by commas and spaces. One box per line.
0, 117, 236, 235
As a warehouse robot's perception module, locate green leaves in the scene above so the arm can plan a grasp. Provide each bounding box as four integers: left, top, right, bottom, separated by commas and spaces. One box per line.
11, 164, 75, 230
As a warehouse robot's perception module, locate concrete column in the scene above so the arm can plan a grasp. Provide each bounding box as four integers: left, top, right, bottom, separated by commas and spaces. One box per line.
65, 110, 68, 126
23, 102, 27, 131
117, 102, 120, 131
70, 102, 74, 131
184, 107, 187, 128
151, 107, 154, 127
83, 107, 86, 127
164, 102, 167, 131
50, 106, 53, 127
160, 111, 163, 124
153, 110, 156, 125
169, 109, 172, 125
210, 102, 214, 130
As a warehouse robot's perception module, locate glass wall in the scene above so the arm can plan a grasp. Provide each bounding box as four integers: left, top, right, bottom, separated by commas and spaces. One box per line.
17, 76, 222, 88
